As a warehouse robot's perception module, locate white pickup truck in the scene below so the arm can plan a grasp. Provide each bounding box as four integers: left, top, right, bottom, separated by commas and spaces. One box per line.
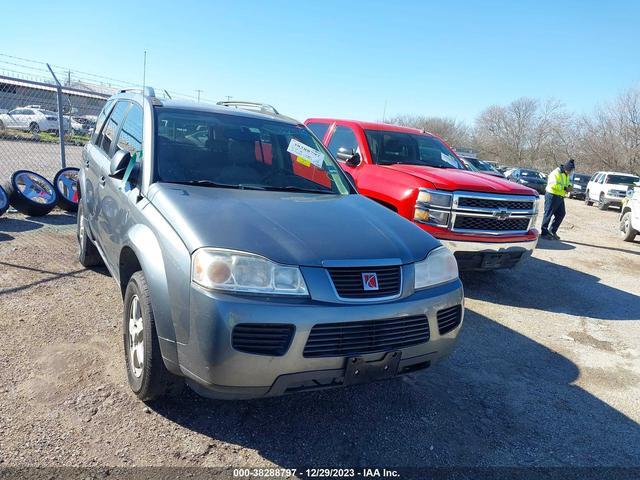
620, 183, 640, 242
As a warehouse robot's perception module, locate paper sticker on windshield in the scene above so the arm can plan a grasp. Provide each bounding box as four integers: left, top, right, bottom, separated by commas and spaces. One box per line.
441, 152, 458, 167
287, 139, 324, 168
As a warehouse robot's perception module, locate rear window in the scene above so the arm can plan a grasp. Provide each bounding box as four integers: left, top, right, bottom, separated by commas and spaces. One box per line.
306, 122, 330, 141
605, 174, 639, 185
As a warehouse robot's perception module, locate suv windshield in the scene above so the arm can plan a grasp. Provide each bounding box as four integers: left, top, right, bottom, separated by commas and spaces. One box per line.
365, 130, 462, 169
606, 174, 639, 185
154, 109, 351, 194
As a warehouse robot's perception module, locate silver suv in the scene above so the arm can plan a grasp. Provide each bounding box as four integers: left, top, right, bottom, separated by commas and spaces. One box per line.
77, 89, 464, 400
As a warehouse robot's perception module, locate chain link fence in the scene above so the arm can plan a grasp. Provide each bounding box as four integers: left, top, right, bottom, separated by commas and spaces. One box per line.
0, 74, 110, 183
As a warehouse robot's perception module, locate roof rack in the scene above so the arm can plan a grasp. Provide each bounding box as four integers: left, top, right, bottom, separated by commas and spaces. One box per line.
119, 86, 156, 97
216, 101, 279, 115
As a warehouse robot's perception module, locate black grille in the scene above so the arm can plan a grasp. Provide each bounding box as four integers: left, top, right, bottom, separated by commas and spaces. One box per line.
457, 197, 534, 210
232, 323, 295, 356
304, 315, 429, 358
454, 216, 530, 232
437, 305, 463, 335
327, 266, 401, 299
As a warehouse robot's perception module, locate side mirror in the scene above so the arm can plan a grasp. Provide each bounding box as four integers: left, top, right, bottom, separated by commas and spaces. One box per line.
336, 147, 361, 167
110, 149, 131, 177
345, 153, 361, 167
336, 147, 355, 162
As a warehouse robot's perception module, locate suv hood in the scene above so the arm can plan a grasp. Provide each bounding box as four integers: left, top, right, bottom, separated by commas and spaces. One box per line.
147, 184, 439, 267
385, 164, 537, 195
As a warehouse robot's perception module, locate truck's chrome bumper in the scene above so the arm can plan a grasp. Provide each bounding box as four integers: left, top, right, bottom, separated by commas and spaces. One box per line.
440, 238, 538, 253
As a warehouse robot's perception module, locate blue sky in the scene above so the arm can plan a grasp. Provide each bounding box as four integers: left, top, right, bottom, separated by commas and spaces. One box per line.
2, 0, 639, 123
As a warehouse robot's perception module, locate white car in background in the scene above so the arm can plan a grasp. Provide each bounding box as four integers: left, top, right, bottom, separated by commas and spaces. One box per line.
585, 171, 640, 210
620, 183, 640, 241
0, 107, 70, 134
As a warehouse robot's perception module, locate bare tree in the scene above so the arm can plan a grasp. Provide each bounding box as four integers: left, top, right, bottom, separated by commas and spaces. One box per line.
575, 87, 640, 175
474, 97, 572, 171
387, 115, 472, 148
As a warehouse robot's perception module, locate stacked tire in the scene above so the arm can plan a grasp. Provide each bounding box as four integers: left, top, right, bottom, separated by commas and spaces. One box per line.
0, 184, 9, 217
3, 170, 58, 216
53, 167, 80, 212
0, 167, 80, 218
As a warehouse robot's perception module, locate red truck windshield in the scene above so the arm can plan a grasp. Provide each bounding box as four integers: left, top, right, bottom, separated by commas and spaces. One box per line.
364, 130, 462, 169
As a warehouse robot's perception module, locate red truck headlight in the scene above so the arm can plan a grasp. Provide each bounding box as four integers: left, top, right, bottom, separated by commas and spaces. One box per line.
414, 189, 452, 227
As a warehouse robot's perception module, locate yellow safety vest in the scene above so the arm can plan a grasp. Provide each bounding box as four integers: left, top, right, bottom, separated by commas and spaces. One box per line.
546, 167, 571, 196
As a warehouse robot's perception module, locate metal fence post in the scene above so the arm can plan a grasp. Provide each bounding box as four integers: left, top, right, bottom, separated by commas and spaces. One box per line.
46, 63, 66, 169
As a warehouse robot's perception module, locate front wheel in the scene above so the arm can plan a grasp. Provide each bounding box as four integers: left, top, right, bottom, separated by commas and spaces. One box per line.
620, 212, 637, 242
584, 191, 593, 206
29, 122, 40, 134
598, 193, 608, 210
123, 271, 183, 401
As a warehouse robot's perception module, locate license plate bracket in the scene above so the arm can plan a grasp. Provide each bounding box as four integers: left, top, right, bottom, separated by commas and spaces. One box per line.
344, 351, 401, 385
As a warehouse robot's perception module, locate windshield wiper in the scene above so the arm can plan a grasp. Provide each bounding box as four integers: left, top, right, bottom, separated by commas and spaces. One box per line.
166, 180, 267, 190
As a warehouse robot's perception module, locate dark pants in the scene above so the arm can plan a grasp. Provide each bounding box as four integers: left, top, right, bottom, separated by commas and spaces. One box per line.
541, 192, 566, 235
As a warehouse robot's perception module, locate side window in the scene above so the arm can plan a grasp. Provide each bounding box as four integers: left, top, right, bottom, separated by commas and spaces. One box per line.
98, 101, 129, 156
307, 122, 330, 142
327, 125, 358, 158
92, 99, 115, 145
115, 103, 143, 156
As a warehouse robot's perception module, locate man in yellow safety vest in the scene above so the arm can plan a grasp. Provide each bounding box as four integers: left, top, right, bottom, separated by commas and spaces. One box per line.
541, 159, 575, 240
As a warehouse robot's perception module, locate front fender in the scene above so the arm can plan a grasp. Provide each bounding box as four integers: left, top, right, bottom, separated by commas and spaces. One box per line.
125, 221, 189, 373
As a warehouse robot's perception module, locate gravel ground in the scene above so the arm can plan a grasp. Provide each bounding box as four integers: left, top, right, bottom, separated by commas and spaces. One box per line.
0, 199, 638, 469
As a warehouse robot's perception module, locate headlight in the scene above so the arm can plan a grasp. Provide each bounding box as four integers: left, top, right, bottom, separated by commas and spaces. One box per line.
415, 189, 452, 227
416, 189, 452, 208
192, 248, 308, 295
414, 247, 459, 290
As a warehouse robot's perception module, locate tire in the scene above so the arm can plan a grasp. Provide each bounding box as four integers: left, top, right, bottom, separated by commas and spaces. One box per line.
0, 120, 5, 130
29, 122, 40, 134
598, 193, 608, 210
53, 167, 80, 212
584, 191, 593, 206
76, 201, 102, 267
0, 185, 9, 217
123, 271, 183, 401
620, 212, 637, 242
5, 170, 57, 216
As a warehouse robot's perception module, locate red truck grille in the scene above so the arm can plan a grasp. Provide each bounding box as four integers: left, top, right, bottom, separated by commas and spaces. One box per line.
452, 192, 538, 235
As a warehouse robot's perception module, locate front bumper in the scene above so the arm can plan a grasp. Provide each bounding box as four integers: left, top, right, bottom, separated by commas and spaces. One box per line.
440, 238, 538, 270
177, 279, 464, 399
603, 194, 625, 206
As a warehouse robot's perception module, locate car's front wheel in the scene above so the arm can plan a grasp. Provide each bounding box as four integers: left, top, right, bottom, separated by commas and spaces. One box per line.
123, 271, 183, 401
29, 122, 40, 134
598, 193, 609, 210
620, 212, 637, 242
584, 190, 593, 206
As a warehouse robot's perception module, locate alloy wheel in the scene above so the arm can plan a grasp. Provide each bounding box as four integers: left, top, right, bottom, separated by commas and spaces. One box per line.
128, 295, 144, 378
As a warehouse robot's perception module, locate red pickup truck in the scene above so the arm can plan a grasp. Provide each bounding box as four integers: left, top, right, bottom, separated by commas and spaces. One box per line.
305, 118, 540, 270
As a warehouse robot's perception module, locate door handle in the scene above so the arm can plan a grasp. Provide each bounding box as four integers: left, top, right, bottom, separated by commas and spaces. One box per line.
99, 176, 106, 186
84, 159, 90, 168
